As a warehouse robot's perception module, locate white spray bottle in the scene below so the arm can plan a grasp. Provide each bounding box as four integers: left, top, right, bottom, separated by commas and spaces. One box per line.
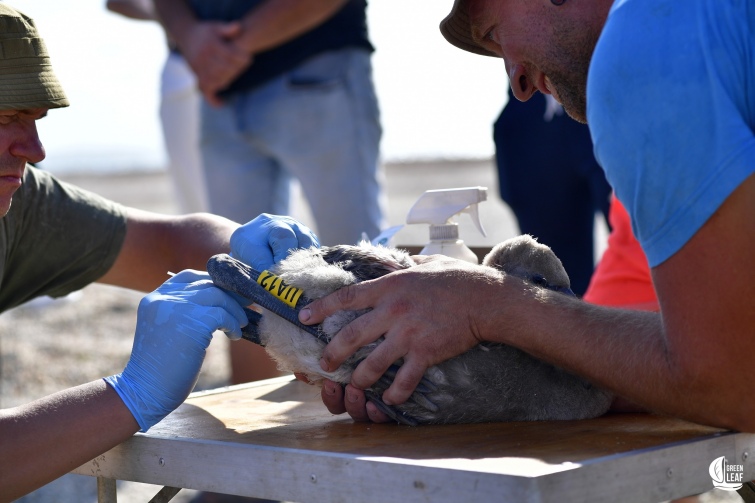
406, 186, 488, 264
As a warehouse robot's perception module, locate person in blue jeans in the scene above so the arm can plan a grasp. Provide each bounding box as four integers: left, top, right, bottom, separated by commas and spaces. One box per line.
155, 0, 386, 386
494, 87, 611, 296
154, 0, 386, 248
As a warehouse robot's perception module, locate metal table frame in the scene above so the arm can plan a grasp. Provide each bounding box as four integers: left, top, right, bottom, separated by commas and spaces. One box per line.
74, 377, 755, 503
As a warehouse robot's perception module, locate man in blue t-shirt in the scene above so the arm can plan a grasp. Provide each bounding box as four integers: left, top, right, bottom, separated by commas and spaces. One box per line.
298, 0, 755, 433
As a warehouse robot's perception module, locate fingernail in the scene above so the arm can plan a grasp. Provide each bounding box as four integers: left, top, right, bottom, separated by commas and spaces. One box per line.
319, 357, 329, 372
347, 390, 359, 403
324, 381, 336, 395
299, 307, 311, 323
382, 394, 393, 406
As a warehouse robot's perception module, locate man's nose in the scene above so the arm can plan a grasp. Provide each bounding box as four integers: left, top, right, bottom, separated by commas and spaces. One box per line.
508, 63, 536, 102
9, 121, 45, 164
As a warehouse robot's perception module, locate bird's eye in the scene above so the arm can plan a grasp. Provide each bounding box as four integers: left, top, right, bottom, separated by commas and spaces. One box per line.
530, 274, 548, 287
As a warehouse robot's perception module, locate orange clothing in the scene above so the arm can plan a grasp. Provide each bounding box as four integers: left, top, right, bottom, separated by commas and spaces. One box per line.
583, 196, 659, 311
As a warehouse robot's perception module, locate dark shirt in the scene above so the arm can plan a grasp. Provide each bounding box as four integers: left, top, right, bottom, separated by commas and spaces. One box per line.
189, 0, 373, 96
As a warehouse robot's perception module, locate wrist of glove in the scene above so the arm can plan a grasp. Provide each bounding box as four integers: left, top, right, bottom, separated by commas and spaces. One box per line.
231, 213, 319, 271
105, 270, 247, 432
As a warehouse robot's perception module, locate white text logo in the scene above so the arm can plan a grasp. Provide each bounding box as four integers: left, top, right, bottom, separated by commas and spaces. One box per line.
709, 456, 743, 491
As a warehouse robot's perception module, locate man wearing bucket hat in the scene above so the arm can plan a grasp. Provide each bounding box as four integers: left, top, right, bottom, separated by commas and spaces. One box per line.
299, 0, 755, 432
0, 5, 317, 499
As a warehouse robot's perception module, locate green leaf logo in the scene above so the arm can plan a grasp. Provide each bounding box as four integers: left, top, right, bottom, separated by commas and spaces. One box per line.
709, 455, 743, 491
709, 456, 724, 484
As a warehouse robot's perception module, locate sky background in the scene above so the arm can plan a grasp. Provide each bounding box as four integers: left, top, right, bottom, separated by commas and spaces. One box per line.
8, 0, 510, 174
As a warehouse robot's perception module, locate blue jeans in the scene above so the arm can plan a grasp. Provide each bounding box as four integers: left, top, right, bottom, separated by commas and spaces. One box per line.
201, 48, 386, 246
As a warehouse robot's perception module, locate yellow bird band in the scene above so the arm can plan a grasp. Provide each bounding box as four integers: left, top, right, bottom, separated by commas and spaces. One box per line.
256, 270, 304, 308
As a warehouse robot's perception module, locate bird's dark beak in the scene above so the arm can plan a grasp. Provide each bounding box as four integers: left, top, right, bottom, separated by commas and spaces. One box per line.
553, 285, 576, 297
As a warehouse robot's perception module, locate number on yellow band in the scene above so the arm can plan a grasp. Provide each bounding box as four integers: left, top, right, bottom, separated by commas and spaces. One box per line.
257, 271, 304, 308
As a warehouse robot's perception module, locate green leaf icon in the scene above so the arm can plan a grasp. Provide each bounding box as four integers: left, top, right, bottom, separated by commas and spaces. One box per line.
709, 456, 724, 484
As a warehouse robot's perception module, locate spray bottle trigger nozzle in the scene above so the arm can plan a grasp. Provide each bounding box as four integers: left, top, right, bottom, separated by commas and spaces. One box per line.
464, 203, 487, 237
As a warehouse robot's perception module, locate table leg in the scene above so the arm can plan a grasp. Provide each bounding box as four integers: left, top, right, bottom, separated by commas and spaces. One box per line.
737, 481, 755, 503
96, 477, 117, 503
148, 486, 181, 503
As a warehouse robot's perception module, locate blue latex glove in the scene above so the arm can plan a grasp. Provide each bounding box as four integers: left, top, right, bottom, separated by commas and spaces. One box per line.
104, 270, 247, 432
230, 213, 319, 271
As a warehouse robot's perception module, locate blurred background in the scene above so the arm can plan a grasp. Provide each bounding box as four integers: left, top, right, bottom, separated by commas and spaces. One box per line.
9, 0, 509, 174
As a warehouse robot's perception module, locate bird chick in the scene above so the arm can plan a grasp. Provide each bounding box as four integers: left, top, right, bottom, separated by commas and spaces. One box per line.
248, 235, 613, 425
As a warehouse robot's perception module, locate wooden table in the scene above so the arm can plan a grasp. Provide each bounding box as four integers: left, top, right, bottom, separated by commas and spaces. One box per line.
74, 376, 755, 503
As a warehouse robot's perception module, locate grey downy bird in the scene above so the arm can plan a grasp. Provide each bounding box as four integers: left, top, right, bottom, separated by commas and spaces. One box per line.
207, 235, 613, 426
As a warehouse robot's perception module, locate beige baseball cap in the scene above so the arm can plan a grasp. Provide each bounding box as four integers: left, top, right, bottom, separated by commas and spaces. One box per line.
0, 4, 69, 109
440, 0, 497, 57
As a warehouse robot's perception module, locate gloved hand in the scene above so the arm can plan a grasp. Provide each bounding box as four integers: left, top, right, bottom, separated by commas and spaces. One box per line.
230, 213, 319, 272
104, 270, 248, 432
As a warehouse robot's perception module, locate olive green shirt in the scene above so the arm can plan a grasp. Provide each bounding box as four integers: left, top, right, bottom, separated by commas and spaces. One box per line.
0, 166, 127, 312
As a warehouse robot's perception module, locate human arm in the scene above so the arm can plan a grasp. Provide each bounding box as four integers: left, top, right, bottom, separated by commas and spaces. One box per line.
0, 270, 247, 501
98, 210, 317, 308
97, 211, 318, 293
231, 0, 348, 56
97, 208, 238, 292
153, 0, 347, 105
152, 0, 248, 106
0, 381, 138, 502
105, 0, 156, 20
299, 176, 755, 431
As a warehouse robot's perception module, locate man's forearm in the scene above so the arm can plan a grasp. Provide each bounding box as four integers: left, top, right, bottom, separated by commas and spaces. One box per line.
99, 209, 238, 292
236, 0, 349, 54
164, 212, 238, 271
507, 176, 755, 432
0, 381, 139, 502
106, 0, 156, 21
493, 279, 754, 431
153, 0, 198, 48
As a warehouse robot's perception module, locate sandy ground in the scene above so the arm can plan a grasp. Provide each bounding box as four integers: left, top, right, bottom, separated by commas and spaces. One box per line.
0, 161, 739, 502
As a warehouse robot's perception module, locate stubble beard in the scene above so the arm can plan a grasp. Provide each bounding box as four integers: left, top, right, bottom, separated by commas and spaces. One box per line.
546, 66, 588, 123
542, 22, 601, 124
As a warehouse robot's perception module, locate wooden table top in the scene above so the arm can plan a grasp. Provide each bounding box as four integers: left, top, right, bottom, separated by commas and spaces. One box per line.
74, 376, 755, 503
